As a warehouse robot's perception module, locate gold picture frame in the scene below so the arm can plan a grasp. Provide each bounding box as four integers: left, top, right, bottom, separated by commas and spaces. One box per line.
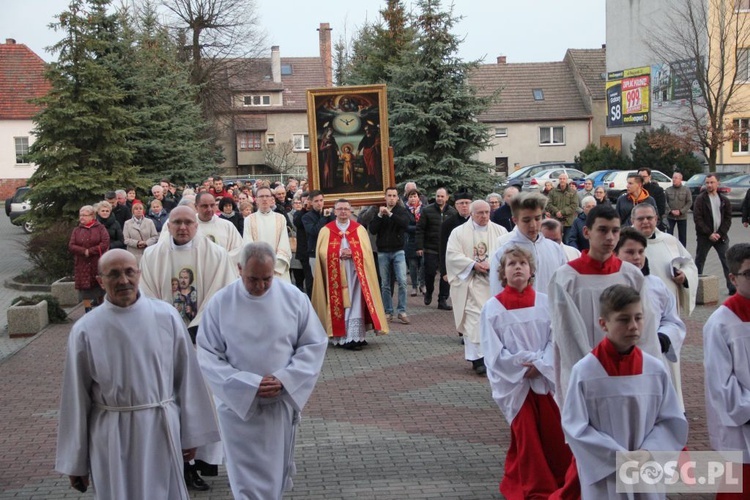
306, 84, 394, 206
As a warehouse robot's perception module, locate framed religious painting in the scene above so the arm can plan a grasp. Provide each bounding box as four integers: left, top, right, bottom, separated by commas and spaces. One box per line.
306, 84, 394, 206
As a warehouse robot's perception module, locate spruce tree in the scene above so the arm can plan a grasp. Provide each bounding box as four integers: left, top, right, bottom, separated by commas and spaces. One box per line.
28, 0, 139, 225
124, 1, 217, 184
388, 0, 494, 194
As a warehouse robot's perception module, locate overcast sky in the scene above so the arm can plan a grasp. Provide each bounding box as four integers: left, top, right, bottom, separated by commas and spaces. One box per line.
2, 0, 605, 64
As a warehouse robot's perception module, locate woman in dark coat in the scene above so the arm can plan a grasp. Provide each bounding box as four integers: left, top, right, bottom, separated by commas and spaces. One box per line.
69, 205, 110, 312
405, 189, 425, 296
218, 196, 244, 236
96, 200, 126, 249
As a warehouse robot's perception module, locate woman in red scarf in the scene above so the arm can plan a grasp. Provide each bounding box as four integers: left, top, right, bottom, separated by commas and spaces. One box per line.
69, 205, 110, 312
405, 189, 425, 296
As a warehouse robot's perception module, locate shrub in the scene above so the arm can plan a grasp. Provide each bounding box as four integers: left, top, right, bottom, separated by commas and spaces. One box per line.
24, 222, 76, 281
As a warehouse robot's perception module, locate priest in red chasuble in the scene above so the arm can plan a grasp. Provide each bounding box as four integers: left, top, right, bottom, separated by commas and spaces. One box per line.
312, 198, 388, 350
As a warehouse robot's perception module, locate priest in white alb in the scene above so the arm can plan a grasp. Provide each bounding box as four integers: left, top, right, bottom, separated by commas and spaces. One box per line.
56, 249, 220, 499
139, 205, 237, 489
195, 192, 243, 261
446, 199, 507, 375
243, 186, 292, 281
197, 242, 328, 500
489, 192, 566, 296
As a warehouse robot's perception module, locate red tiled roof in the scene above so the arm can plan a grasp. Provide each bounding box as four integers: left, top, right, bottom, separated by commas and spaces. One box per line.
566, 48, 607, 101
470, 61, 591, 123
0, 41, 50, 120
227, 56, 327, 111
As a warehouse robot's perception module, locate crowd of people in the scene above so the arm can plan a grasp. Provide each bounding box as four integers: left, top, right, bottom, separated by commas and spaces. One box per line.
56, 170, 750, 499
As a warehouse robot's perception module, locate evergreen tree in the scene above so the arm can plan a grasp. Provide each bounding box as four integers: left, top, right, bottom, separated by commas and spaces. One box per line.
28, 0, 139, 226
574, 143, 632, 174
631, 126, 703, 179
125, 1, 217, 184
388, 0, 494, 194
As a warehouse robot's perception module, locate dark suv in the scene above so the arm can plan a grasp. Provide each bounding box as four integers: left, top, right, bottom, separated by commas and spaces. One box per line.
5, 186, 32, 233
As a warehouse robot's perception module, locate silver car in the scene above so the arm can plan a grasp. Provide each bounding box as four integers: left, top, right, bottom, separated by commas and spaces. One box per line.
713, 174, 750, 212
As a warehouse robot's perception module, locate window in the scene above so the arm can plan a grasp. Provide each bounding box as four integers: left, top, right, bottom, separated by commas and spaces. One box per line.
242, 95, 271, 106
14, 137, 30, 164
738, 48, 750, 82
533, 89, 544, 101
736, 0, 750, 11
494, 157, 508, 174
238, 131, 262, 151
266, 133, 276, 145
734, 118, 750, 153
494, 127, 508, 138
292, 134, 309, 151
539, 126, 565, 146
281, 64, 293, 75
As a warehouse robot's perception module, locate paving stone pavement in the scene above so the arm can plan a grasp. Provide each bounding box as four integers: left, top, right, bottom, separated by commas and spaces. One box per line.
0, 213, 748, 499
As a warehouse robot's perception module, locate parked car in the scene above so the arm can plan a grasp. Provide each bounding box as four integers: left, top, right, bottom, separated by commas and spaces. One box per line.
584, 169, 616, 188
496, 162, 577, 192
707, 174, 750, 212
524, 167, 587, 192
604, 169, 672, 202
684, 171, 743, 200
5, 186, 32, 233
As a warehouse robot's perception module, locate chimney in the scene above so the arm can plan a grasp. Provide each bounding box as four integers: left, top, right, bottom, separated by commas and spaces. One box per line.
601, 43, 606, 49
6, 38, 16, 45
318, 23, 333, 87
271, 45, 281, 83
497, 55, 507, 64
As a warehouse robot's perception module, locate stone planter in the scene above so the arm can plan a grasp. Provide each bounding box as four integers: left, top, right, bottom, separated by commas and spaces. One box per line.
51, 277, 79, 307
7, 299, 49, 338
697, 275, 719, 306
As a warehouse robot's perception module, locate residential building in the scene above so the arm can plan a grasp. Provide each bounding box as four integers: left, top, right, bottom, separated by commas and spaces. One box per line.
217, 23, 333, 177
470, 53, 602, 176
0, 38, 49, 199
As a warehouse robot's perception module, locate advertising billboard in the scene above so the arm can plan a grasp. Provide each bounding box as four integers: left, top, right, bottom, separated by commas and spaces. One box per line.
606, 66, 651, 128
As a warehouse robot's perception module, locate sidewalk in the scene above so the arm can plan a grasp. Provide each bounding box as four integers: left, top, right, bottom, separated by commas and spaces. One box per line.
0, 289, 720, 499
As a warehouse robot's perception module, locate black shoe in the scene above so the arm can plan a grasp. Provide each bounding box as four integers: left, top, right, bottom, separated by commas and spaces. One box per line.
437, 301, 452, 311
472, 358, 486, 376
424, 295, 432, 305
184, 464, 210, 491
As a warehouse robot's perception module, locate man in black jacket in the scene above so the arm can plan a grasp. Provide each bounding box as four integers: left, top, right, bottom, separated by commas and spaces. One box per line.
638, 167, 667, 230
369, 187, 411, 324
693, 173, 735, 294
490, 185, 518, 232
416, 187, 456, 309
438, 189, 473, 297
302, 191, 333, 270
293, 192, 313, 298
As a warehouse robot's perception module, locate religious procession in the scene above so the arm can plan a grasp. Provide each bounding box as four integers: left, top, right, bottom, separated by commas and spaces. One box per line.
40, 170, 750, 499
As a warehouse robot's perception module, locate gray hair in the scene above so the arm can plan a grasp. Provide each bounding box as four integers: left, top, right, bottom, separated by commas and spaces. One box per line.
486, 193, 502, 202
115, 189, 126, 197
581, 195, 596, 208
95, 200, 112, 211
178, 195, 196, 207
470, 200, 490, 213
631, 202, 657, 221
239, 242, 277, 268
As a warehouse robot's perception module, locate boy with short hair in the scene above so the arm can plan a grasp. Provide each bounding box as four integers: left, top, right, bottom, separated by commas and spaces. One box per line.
704, 242, 750, 498
562, 284, 688, 499
481, 246, 571, 498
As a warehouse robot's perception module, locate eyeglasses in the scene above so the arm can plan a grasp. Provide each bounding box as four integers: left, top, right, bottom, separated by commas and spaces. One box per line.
335, 207, 351, 211
734, 270, 750, 279
100, 268, 140, 280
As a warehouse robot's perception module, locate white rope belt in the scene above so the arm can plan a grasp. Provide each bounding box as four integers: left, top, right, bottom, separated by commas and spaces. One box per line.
94, 398, 174, 412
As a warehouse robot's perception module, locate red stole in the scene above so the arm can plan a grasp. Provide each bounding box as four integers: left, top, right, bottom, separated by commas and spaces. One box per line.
496, 285, 536, 310
723, 293, 750, 322
325, 220, 382, 336
592, 337, 643, 376
567, 250, 623, 275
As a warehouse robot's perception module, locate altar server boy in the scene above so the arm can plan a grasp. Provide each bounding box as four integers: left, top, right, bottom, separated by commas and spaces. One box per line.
562, 284, 687, 499
481, 246, 571, 499
704, 243, 750, 499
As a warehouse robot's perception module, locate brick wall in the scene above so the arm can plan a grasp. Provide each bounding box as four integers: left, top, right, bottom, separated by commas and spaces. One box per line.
0, 178, 27, 200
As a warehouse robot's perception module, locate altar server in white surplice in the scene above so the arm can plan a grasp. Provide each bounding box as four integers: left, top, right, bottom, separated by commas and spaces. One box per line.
195, 192, 243, 261
481, 246, 571, 499
446, 200, 507, 375
562, 285, 687, 500
56, 250, 220, 499
548, 204, 660, 410
243, 186, 292, 281
197, 242, 327, 500
489, 192, 566, 296
704, 243, 750, 494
